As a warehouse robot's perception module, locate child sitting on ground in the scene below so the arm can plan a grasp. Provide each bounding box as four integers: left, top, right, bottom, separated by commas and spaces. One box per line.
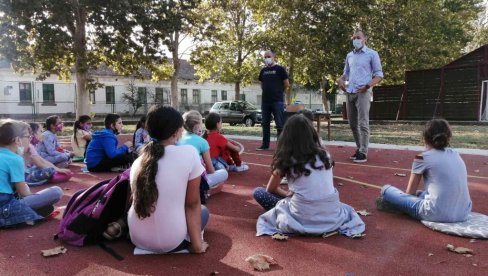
203, 113, 248, 172
128, 106, 209, 254
253, 114, 365, 237
23, 123, 72, 185
36, 115, 73, 168
0, 119, 63, 228
178, 111, 228, 202
133, 116, 150, 155
377, 119, 472, 223
71, 115, 92, 162
85, 113, 133, 172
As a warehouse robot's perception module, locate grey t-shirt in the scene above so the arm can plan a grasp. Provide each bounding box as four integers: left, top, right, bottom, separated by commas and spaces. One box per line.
413, 148, 472, 222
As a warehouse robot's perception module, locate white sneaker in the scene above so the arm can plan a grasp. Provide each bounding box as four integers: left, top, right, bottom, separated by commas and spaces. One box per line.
233, 164, 249, 172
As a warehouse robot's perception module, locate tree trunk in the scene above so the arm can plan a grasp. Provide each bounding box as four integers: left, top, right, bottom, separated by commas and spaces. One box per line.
170, 31, 180, 110
286, 54, 295, 105
72, 2, 89, 117
234, 81, 241, 100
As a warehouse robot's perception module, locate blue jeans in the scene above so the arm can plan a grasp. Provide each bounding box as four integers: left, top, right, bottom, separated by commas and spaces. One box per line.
261, 102, 285, 148
253, 187, 284, 211
19, 186, 64, 210
381, 185, 425, 220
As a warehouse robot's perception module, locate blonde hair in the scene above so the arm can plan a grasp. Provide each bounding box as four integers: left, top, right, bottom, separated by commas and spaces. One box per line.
182, 110, 203, 134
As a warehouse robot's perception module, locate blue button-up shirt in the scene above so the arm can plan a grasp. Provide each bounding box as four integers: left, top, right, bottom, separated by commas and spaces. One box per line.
343, 46, 383, 93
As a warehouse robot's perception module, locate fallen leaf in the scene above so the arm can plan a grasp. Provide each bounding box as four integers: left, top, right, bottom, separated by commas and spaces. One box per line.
474, 170, 480, 173
337, 183, 344, 186
322, 231, 338, 238
428, 253, 434, 257
271, 234, 289, 241
232, 185, 236, 188
245, 254, 277, 271
28, 235, 33, 238
347, 176, 354, 179
350, 233, 366, 239
210, 272, 220, 275
464, 254, 473, 258
41, 246, 67, 257
393, 161, 399, 163
469, 239, 477, 243
361, 185, 367, 189
446, 244, 473, 255
473, 264, 478, 267
394, 173, 407, 177
357, 210, 372, 216
244, 205, 248, 207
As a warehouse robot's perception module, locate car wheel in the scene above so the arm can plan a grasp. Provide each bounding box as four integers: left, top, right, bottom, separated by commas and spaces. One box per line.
244, 117, 255, 127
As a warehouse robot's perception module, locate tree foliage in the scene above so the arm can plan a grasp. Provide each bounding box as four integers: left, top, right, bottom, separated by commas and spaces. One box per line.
0, 0, 186, 116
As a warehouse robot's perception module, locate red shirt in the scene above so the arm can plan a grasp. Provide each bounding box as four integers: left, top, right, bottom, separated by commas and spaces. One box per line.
206, 132, 227, 158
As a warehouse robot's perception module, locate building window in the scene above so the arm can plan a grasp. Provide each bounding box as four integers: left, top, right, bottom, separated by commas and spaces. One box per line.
221, 90, 227, 101
211, 90, 217, 103
19, 83, 32, 103
42, 84, 55, 103
137, 87, 147, 105
106, 86, 115, 104
240, 93, 246, 101
192, 89, 200, 104
156, 87, 170, 104
181, 89, 188, 104
89, 91, 96, 104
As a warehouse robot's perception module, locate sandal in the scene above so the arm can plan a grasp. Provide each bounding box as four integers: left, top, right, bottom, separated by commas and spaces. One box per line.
103, 219, 127, 240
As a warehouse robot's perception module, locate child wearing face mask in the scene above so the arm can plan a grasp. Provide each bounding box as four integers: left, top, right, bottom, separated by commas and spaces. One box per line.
0, 119, 63, 228
178, 111, 229, 202
36, 115, 73, 168
85, 113, 133, 172
71, 115, 92, 161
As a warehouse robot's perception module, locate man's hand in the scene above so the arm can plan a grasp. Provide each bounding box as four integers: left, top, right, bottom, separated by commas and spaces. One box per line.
338, 77, 346, 92
357, 85, 369, 93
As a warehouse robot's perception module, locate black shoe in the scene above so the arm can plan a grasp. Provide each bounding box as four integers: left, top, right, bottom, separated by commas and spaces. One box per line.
256, 145, 269, 151
350, 149, 359, 160
353, 152, 367, 163
35, 205, 55, 217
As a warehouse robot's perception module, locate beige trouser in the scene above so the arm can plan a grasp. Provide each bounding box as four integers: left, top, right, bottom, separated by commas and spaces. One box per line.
346, 92, 371, 155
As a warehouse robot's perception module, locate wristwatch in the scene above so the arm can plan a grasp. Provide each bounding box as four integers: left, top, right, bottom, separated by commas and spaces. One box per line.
364, 84, 371, 90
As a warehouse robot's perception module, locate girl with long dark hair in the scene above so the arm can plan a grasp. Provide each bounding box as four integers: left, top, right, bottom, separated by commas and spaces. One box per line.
254, 114, 365, 237
71, 115, 92, 161
128, 106, 209, 253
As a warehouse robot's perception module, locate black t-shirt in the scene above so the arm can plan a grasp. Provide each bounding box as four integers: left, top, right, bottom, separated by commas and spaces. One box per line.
259, 64, 288, 103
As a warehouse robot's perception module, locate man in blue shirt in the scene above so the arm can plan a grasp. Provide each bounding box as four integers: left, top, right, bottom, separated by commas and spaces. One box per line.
257, 50, 289, 151
338, 30, 383, 163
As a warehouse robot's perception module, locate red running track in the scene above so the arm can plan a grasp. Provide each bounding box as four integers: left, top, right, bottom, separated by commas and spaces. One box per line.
1, 136, 487, 275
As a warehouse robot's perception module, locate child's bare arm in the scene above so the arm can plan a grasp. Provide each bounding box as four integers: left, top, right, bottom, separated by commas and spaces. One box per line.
14, 182, 32, 197
405, 173, 422, 195
266, 171, 289, 197
202, 150, 215, 174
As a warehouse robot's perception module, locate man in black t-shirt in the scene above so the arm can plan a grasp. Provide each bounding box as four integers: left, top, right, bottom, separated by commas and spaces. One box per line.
256, 50, 289, 151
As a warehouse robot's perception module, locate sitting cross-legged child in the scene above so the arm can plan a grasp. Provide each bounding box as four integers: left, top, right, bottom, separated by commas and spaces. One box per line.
377, 119, 472, 223
203, 112, 248, 172
36, 115, 73, 168
0, 119, 63, 228
253, 114, 365, 237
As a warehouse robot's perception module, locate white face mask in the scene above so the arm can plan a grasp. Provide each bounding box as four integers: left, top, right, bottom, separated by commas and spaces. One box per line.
16, 146, 25, 156
353, 39, 363, 49
264, 58, 273, 66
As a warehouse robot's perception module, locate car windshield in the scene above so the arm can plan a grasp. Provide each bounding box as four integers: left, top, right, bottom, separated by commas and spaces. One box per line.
211, 102, 221, 109
245, 102, 256, 110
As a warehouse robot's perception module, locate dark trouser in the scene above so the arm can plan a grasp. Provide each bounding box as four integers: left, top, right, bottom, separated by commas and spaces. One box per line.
88, 153, 133, 172
261, 101, 285, 147
253, 187, 284, 211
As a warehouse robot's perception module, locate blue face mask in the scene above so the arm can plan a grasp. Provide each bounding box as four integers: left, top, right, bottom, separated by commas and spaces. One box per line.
353, 39, 363, 49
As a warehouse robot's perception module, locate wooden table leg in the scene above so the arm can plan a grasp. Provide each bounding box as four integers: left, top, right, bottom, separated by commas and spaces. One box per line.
316, 116, 321, 135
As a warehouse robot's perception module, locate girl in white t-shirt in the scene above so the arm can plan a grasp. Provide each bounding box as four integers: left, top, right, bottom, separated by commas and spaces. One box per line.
71, 115, 92, 161
128, 106, 209, 254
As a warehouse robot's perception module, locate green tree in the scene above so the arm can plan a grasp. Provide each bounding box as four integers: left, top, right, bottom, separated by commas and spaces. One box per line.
0, 0, 182, 117
190, 0, 262, 100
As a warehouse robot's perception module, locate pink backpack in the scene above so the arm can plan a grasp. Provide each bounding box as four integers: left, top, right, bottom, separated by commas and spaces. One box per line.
55, 169, 131, 248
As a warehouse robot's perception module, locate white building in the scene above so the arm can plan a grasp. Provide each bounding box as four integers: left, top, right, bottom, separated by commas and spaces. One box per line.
0, 60, 326, 120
